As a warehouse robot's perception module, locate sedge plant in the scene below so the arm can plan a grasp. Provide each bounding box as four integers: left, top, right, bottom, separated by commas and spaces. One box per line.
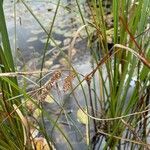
75, 0, 150, 149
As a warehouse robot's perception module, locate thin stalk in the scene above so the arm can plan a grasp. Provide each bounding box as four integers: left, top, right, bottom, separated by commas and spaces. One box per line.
40, 0, 61, 82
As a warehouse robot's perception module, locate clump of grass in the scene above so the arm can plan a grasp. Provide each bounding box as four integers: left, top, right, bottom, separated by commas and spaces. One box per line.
75, 0, 150, 149
0, 0, 26, 147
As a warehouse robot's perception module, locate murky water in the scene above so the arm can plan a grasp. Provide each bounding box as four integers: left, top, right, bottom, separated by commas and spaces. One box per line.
4, 0, 88, 64
4, 0, 93, 149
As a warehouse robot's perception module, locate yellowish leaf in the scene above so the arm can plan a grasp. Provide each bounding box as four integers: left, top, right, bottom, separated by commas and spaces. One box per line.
77, 108, 88, 125
34, 137, 55, 150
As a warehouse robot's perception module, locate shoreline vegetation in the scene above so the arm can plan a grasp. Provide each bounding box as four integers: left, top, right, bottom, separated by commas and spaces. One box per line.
0, 0, 150, 149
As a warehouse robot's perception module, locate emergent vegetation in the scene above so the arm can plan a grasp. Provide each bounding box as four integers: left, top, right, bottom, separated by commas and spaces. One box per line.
0, 0, 149, 149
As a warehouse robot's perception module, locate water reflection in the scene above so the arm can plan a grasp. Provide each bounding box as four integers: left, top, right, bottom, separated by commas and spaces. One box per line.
4, 0, 87, 68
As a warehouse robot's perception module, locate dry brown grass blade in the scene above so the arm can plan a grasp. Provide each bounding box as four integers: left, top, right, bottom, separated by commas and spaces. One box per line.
114, 44, 150, 68
69, 24, 88, 64
119, 16, 142, 53
0, 70, 50, 77
13, 104, 28, 147
0, 69, 70, 77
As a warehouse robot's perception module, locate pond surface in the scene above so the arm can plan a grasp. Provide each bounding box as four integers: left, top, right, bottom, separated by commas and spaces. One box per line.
4, 0, 89, 64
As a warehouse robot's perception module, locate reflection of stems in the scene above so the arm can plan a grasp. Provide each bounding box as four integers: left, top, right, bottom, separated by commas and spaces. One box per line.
51, 108, 63, 138
121, 119, 143, 143
143, 86, 150, 142
40, 103, 52, 149
87, 80, 97, 134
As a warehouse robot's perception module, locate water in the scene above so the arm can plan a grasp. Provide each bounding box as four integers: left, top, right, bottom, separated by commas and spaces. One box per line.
4, 0, 88, 64
4, 0, 91, 149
